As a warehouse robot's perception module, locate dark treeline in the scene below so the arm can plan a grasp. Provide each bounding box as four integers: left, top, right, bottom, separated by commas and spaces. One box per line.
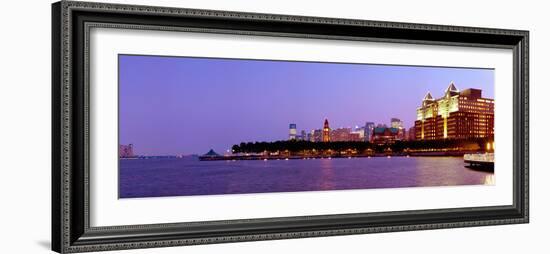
231, 137, 493, 154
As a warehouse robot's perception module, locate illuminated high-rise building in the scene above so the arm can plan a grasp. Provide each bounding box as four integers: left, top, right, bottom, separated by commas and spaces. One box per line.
289, 124, 297, 140
391, 118, 403, 129
322, 118, 331, 142
414, 82, 494, 140
300, 130, 307, 141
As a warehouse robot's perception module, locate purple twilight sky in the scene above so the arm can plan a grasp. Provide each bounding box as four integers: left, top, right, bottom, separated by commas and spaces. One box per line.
119, 55, 494, 155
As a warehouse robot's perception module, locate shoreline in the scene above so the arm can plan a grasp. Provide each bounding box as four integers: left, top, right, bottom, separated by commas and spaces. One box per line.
199, 151, 481, 161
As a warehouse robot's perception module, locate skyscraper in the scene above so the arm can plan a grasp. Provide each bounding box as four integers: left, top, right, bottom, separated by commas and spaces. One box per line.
301, 130, 307, 141
364, 122, 375, 142
289, 123, 297, 140
414, 82, 494, 140
391, 118, 403, 129
322, 118, 331, 142
391, 118, 405, 140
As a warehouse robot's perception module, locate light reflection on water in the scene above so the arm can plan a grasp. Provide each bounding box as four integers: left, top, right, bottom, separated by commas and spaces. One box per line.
119, 156, 494, 198
484, 174, 495, 185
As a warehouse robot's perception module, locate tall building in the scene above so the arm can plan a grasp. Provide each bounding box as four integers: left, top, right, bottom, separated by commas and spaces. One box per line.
289, 123, 297, 140
372, 127, 399, 144
414, 82, 494, 140
300, 130, 307, 141
119, 144, 134, 158
322, 118, 331, 142
391, 118, 403, 129
408, 127, 416, 141
364, 122, 375, 142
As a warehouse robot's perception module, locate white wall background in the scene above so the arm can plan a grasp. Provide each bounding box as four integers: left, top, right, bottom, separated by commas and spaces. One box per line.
0, 0, 546, 253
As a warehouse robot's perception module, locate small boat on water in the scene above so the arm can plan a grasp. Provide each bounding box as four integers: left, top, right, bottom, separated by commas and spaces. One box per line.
464, 153, 494, 171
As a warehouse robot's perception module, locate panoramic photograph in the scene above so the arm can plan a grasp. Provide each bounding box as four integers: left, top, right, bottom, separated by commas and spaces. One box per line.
118, 54, 495, 199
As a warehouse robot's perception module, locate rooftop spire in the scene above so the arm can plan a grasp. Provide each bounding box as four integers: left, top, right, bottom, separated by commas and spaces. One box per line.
423, 92, 434, 101
445, 81, 459, 94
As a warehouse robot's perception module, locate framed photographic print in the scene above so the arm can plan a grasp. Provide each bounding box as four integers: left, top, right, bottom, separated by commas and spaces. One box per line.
52, 1, 529, 253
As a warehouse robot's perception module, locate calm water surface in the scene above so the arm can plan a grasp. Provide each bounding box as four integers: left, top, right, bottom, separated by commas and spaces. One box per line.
119, 157, 493, 198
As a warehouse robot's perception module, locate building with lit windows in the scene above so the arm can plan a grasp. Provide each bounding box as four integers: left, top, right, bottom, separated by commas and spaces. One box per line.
391, 118, 403, 129
289, 123, 297, 140
330, 127, 351, 142
329, 127, 363, 142
311, 129, 323, 142
372, 127, 400, 144
322, 118, 331, 142
414, 82, 494, 140
391, 118, 406, 140
408, 127, 416, 141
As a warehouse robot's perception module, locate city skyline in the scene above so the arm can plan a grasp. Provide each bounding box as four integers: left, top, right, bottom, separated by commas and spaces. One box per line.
119, 55, 494, 155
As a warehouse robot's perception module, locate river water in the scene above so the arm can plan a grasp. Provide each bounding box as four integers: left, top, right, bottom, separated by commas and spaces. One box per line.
119, 156, 493, 198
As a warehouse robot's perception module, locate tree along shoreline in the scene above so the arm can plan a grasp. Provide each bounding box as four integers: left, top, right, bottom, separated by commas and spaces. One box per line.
199, 150, 484, 161
229, 137, 494, 156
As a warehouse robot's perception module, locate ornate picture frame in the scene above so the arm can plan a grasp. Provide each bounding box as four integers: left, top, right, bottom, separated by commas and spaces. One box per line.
52, 1, 529, 253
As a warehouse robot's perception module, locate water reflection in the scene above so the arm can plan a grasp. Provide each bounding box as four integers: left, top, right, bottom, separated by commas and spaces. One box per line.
119, 156, 495, 198
484, 174, 495, 185
318, 158, 335, 190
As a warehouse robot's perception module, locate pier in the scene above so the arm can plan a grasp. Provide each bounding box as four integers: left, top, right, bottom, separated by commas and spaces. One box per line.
199, 151, 481, 161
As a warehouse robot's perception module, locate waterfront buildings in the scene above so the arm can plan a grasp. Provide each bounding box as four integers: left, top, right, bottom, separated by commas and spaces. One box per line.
329, 127, 363, 142
286, 117, 415, 144
372, 127, 400, 144
202, 149, 221, 158
119, 144, 135, 158
352, 126, 366, 140
289, 123, 297, 140
322, 119, 331, 142
414, 82, 494, 140
408, 127, 416, 141
330, 127, 351, 142
312, 129, 323, 142
390, 117, 407, 140
391, 118, 403, 129
364, 122, 375, 142
290, 119, 408, 143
